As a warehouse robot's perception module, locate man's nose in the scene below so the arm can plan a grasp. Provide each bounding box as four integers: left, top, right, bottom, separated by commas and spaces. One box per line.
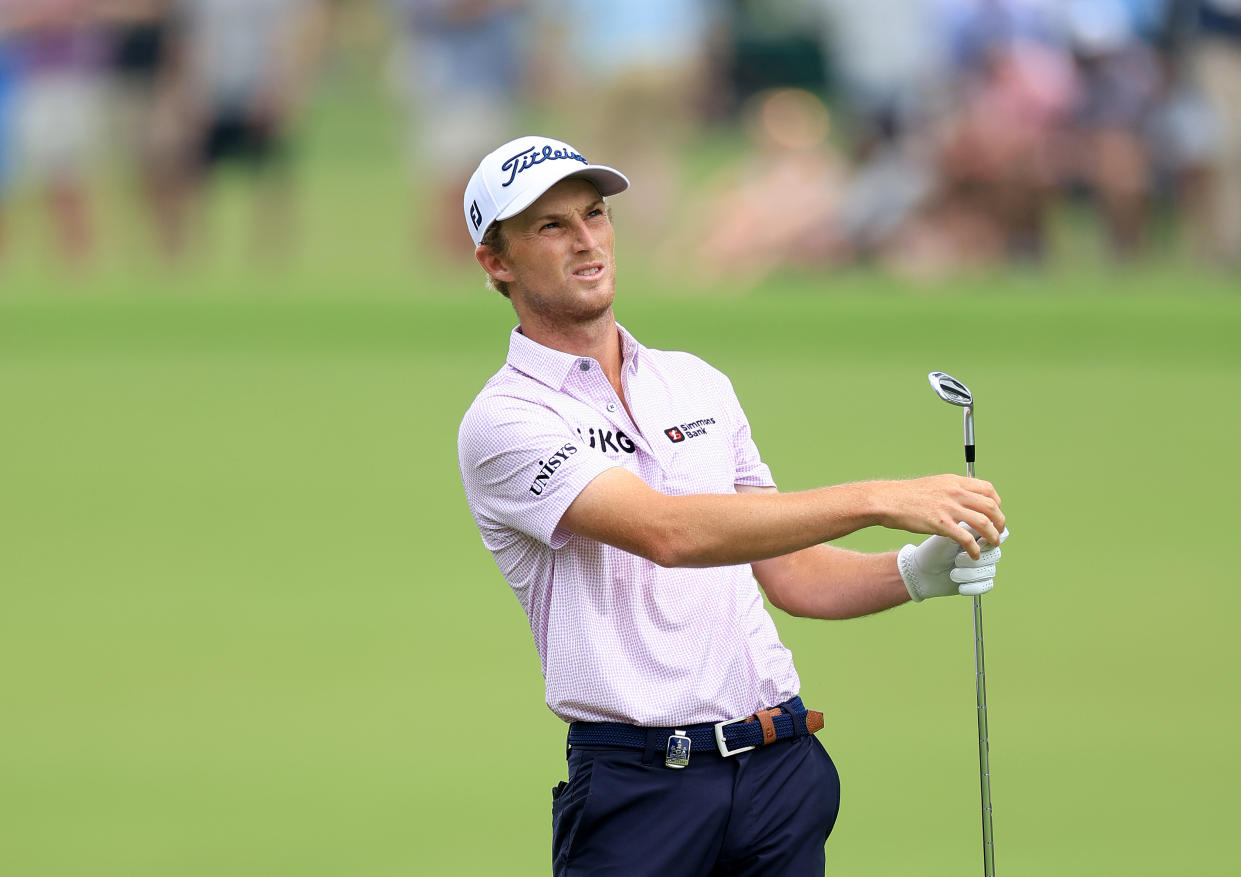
569, 218, 597, 251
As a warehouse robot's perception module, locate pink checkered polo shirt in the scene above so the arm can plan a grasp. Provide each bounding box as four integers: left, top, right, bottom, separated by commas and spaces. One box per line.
458, 324, 800, 726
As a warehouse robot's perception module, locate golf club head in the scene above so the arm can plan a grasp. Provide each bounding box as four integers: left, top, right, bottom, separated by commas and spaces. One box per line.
928, 371, 976, 473
928, 372, 973, 407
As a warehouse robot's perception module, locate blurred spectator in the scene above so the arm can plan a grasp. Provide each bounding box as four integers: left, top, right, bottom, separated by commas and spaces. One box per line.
97, 0, 187, 260
1141, 0, 1213, 238
820, 0, 952, 136
387, 0, 530, 255
1063, 0, 1163, 257
681, 88, 846, 285
723, 0, 828, 111
935, 0, 1076, 264
832, 109, 947, 274
1190, 0, 1241, 267
533, 0, 719, 244
174, 0, 330, 259
1, 0, 106, 265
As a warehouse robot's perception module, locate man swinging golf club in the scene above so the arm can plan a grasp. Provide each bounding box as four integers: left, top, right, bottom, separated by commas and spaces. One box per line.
456, 135, 1011, 875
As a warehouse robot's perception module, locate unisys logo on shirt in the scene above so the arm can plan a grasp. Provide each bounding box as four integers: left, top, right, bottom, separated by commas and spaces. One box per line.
529, 443, 577, 496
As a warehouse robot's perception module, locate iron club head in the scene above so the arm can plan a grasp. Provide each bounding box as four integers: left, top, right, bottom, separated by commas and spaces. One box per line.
928, 371, 973, 407
928, 371, 976, 474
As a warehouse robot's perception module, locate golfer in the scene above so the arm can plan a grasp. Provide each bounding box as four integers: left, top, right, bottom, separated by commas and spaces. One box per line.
457, 135, 1009, 875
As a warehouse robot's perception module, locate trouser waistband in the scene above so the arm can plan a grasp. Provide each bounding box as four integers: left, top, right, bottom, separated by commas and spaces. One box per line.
567, 697, 825, 765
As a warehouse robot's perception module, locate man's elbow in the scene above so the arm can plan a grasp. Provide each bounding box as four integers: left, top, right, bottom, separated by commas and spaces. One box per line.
643, 533, 694, 568
762, 584, 801, 617
632, 523, 705, 569
756, 570, 845, 620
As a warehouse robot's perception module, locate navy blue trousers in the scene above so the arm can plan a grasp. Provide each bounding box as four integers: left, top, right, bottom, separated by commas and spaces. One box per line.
551, 735, 841, 875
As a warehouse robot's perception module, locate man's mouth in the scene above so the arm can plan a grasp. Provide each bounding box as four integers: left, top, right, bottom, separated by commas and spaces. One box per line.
573, 263, 604, 278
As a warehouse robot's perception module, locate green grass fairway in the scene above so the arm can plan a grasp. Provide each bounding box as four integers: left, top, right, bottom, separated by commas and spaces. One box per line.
2, 285, 1238, 876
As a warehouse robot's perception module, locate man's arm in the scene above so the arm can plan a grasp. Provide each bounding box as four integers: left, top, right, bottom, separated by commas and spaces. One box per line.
557, 466, 1005, 569
739, 485, 910, 620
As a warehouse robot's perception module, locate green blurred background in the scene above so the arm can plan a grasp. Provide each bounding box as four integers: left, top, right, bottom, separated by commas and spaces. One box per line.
3, 45, 1241, 877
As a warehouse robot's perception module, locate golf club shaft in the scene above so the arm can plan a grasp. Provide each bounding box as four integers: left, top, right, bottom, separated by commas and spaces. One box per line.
965, 406, 995, 877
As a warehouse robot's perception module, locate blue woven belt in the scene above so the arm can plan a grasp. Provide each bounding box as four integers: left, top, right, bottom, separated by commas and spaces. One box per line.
567, 697, 823, 759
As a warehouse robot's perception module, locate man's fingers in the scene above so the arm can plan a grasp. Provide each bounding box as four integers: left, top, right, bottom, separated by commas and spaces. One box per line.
959, 514, 1002, 551
953, 526, 1008, 595
974, 519, 1003, 549
951, 517, 1007, 561
965, 477, 1002, 506
960, 489, 1005, 537
956, 544, 1001, 567
980, 527, 1010, 549
948, 521, 982, 560
951, 564, 995, 584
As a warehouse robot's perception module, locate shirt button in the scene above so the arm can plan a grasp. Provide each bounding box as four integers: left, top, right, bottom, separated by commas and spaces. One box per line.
606, 402, 617, 412
579, 361, 590, 371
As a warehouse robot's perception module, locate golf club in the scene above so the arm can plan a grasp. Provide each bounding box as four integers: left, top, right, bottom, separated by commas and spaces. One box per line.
927, 371, 995, 877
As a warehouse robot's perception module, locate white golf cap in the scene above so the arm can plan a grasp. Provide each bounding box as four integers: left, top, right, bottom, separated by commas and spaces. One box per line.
463, 135, 629, 246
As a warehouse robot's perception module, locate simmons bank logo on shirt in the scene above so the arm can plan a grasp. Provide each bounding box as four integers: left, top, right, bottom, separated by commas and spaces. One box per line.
528, 443, 578, 496
665, 417, 716, 443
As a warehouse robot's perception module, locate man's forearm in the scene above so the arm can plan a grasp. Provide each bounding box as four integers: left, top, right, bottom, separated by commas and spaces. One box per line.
752, 546, 909, 620
659, 482, 892, 567
563, 470, 887, 568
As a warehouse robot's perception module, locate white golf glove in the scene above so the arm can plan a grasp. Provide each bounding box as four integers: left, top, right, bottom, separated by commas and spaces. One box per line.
898, 525, 1010, 603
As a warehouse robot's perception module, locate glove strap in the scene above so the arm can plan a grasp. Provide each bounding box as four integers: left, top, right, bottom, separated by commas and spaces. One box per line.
897, 543, 924, 602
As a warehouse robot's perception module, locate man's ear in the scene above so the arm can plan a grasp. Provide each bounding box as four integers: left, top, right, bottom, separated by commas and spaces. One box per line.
476, 245, 514, 283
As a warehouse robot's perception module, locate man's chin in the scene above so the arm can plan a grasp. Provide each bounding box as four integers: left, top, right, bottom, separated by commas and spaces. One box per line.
571, 296, 615, 324
570, 274, 616, 312
514, 275, 617, 327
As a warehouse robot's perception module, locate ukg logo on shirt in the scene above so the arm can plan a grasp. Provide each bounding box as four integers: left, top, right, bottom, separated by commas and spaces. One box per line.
576, 426, 636, 454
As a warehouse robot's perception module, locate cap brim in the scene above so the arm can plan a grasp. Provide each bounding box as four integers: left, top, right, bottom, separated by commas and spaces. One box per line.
494, 165, 630, 223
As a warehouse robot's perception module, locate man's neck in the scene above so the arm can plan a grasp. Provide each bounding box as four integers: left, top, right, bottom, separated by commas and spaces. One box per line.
519, 311, 626, 395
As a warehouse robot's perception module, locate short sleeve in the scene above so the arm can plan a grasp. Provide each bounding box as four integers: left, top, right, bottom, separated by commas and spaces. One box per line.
458, 394, 619, 549
722, 375, 775, 489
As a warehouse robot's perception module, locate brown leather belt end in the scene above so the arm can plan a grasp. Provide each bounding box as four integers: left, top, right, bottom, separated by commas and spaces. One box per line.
805, 710, 825, 735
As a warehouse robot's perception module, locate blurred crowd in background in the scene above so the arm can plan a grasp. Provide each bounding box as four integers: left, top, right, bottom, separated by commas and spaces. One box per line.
0, 0, 1239, 280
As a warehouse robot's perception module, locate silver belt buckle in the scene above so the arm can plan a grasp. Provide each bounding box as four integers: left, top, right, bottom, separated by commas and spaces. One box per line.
665, 730, 692, 769
714, 716, 757, 757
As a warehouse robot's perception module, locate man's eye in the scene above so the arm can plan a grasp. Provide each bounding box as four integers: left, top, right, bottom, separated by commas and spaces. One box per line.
541, 222, 559, 231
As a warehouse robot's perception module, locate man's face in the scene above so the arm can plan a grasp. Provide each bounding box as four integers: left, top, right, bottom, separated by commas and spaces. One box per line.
488, 179, 616, 325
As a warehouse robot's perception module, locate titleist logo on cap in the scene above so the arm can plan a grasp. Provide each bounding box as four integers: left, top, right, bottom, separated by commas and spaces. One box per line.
500, 145, 588, 187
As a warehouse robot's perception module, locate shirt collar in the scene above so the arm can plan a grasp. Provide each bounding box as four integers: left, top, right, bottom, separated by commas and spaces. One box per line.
506, 323, 643, 390
617, 323, 642, 375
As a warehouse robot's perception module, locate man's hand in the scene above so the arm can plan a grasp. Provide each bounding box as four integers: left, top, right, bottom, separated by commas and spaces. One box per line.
898, 526, 1010, 602
870, 475, 1005, 559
